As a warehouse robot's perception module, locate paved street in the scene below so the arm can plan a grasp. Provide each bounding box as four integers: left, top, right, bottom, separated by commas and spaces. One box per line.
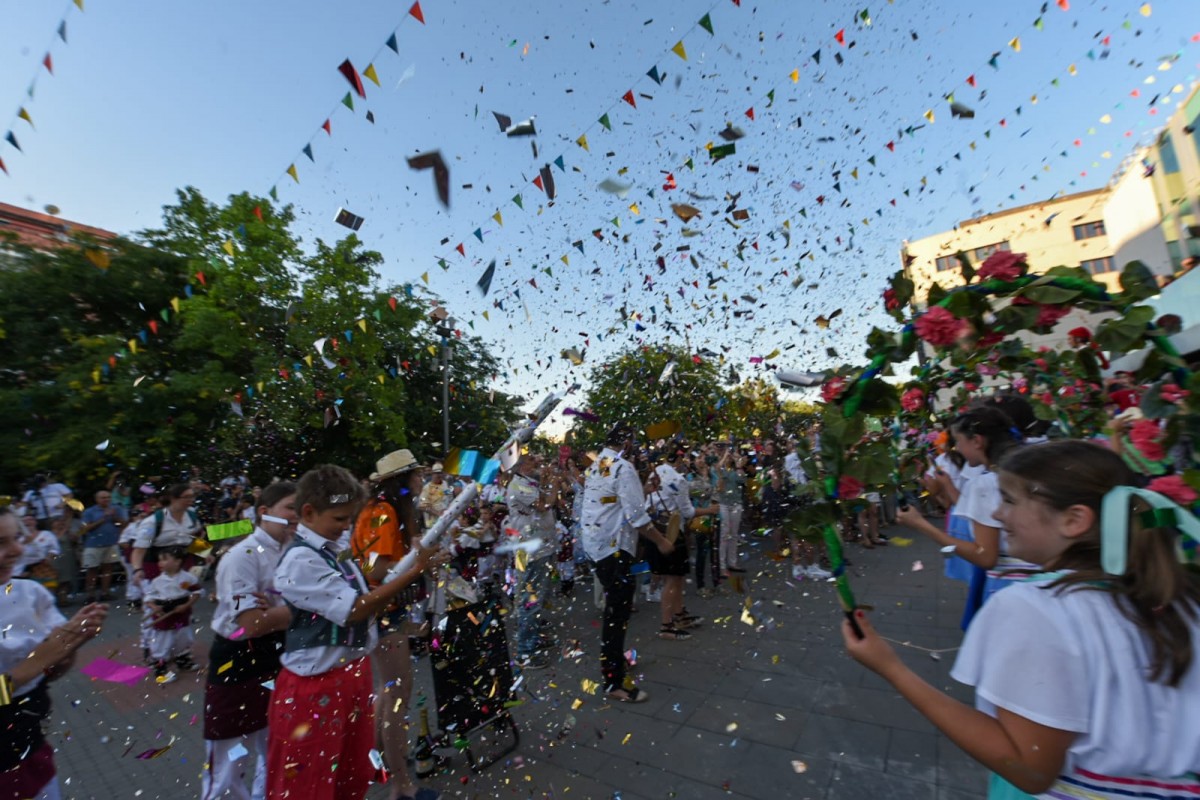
48, 522, 987, 799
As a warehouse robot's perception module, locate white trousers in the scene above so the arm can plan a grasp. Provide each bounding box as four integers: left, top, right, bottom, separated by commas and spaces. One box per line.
146, 625, 194, 662
718, 504, 743, 571
200, 728, 268, 800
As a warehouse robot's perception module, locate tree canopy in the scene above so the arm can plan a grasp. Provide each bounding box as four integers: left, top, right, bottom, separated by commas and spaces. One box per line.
0, 188, 522, 489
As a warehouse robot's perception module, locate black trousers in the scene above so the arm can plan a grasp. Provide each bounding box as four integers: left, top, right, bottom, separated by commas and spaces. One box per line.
593, 550, 635, 692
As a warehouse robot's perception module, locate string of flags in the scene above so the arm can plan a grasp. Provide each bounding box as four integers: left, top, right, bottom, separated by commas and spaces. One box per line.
267, 1, 426, 200
1, 0, 84, 177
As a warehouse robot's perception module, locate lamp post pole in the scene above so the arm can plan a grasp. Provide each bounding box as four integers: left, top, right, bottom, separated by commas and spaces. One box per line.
436, 317, 456, 456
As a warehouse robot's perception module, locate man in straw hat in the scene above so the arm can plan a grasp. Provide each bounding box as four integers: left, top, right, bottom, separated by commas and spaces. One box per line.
352, 449, 446, 800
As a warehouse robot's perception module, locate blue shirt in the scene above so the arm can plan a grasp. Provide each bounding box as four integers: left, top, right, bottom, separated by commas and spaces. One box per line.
81, 504, 127, 548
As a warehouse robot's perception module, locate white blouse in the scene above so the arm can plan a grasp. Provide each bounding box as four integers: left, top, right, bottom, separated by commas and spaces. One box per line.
0, 579, 66, 696
953, 579, 1200, 783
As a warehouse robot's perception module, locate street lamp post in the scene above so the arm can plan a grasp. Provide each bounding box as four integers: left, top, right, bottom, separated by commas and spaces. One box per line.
436, 316, 456, 456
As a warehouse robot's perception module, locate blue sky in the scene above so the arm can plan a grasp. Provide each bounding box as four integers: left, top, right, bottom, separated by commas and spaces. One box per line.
2, 0, 1197, 437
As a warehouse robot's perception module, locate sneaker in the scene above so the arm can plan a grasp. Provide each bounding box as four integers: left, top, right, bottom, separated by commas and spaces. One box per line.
806, 565, 833, 580
517, 652, 551, 670
154, 664, 176, 685
534, 633, 558, 651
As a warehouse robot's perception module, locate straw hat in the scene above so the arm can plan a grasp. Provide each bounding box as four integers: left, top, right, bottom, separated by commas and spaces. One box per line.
370, 449, 422, 482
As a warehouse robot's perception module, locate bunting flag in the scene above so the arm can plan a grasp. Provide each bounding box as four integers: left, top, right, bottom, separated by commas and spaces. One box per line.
5, 131, 21, 152
17, 108, 32, 128
408, 1, 425, 23
671, 40, 687, 60
363, 63, 381, 87
698, 13, 714, 34
286, 164, 298, 183
57, 21, 67, 42
386, 33, 399, 53
42, 54, 53, 75
621, 90, 636, 108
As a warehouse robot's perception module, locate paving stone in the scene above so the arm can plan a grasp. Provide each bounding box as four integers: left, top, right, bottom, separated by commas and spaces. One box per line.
827, 762, 938, 800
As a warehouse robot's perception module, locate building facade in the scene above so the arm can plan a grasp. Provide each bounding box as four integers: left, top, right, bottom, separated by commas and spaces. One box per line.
0, 202, 116, 253
1143, 84, 1200, 273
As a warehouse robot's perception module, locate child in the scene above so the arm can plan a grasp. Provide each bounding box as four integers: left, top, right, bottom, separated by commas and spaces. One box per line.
845, 440, 1200, 798
144, 546, 201, 683
14, 513, 60, 590
267, 464, 441, 800
202, 481, 297, 800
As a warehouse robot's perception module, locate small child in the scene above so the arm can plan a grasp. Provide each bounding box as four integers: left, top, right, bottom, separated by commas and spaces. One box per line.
144, 546, 201, 683
555, 516, 575, 596
267, 464, 441, 800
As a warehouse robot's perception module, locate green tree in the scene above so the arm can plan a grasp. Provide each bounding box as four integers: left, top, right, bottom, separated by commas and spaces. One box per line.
726, 377, 783, 438
0, 188, 522, 490
568, 344, 729, 446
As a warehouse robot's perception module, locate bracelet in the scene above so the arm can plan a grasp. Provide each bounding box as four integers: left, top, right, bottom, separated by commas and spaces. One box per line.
0, 673, 13, 707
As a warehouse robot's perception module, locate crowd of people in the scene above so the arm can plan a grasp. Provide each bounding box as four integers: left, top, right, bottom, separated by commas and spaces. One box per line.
2, 384, 1199, 799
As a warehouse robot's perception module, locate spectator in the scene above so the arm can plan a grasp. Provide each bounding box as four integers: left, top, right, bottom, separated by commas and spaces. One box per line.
417, 464, 453, 528
21, 475, 72, 529
80, 489, 128, 602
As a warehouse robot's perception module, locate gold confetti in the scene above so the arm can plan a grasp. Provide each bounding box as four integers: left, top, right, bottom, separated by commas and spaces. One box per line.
217, 661, 234, 674
621, 733, 632, 745
889, 536, 914, 547
725, 722, 738, 732
571, 699, 583, 710
581, 678, 599, 695
792, 760, 808, 774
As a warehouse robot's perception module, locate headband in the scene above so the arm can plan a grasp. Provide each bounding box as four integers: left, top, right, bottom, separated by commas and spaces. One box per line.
1100, 486, 1200, 575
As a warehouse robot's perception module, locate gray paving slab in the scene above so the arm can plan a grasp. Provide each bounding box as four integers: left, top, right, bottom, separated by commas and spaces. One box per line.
40, 521, 988, 798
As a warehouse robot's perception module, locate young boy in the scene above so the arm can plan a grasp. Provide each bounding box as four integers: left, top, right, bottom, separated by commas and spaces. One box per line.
267, 465, 442, 800
144, 546, 201, 683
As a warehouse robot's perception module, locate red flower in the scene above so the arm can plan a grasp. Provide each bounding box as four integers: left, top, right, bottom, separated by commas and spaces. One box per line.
977, 250, 1027, 281
1129, 419, 1166, 462
900, 388, 925, 412
883, 288, 900, 311
1147, 474, 1198, 507
837, 475, 864, 500
914, 306, 966, 347
1160, 384, 1191, 404
1039, 392, 1054, 406
1033, 358, 1048, 370
821, 376, 848, 403
976, 331, 1005, 349
1035, 304, 1071, 328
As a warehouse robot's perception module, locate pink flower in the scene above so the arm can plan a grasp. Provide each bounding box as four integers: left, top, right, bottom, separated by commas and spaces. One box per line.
1033, 358, 1048, 370
883, 288, 900, 311
837, 475, 864, 500
977, 363, 999, 377
1147, 475, 1198, 507
1129, 419, 1166, 462
1035, 304, 1071, 328
1039, 392, 1054, 406
1013, 376, 1028, 391
1160, 384, 1191, 404
977, 250, 1027, 282
821, 376, 848, 403
914, 306, 966, 347
900, 388, 925, 412
1061, 386, 1076, 398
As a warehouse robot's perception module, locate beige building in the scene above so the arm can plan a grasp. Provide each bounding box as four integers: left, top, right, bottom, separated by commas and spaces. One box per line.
1143, 84, 1200, 272
901, 188, 1123, 301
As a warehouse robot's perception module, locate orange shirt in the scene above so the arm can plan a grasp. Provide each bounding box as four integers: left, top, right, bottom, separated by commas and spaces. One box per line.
351, 498, 410, 587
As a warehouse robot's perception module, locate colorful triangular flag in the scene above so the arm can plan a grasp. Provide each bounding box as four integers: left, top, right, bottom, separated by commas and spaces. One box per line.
42, 54, 53, 75
699, 13, 713, 34
599, 113, 611, 130
622, 90, 636, 108
647, 65, 663, 85
671, 41, 687, 60
5, 131, 21, 152
363, 63, 380, 87
302, 143, 314, 161
286, 163, 298, 182
386, 33, 399, 53
409, 1, 425, 23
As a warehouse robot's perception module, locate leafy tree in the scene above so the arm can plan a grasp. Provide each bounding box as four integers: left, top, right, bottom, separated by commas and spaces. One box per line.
0, 188, 522, 490
568, 344, 729, 447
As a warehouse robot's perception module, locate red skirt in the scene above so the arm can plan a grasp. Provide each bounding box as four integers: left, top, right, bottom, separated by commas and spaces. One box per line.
266, 658, 376, 800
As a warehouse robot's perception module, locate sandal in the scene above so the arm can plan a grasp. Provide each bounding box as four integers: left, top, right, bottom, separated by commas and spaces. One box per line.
607, 685, 650, 703
659, 625, 692, 640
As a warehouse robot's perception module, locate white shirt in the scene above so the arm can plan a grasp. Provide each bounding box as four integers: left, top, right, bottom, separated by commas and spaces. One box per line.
480, 483, 505, 505
783, 452, 807, 485
955, 468, 1001, 529
22, 483, 71, 519
504, 473, 556, 562
953, 580, 1200, 788
580, 447, 651, 561
274, 525, 377, 676
654, 464, 695, 523
134, 508, 203, 549
211, 528, 287, 639
15, 529, 60, 575
145, 570, 200, 603
0, 579, 66, 696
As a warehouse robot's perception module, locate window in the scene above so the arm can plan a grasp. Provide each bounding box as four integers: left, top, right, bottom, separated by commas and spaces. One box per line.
1073, 221, 1106, 240
935, 255, 959, 272
1081, 256, 1115, 275
1159, 133, 1181, 174
971, 241, 1011, 262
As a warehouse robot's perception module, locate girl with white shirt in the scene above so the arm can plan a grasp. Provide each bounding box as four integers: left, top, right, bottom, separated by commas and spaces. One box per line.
201, 481, 297, 800
0, 507, 107, 800
899, 405, 1038, 627
846, 439, 1200, 799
